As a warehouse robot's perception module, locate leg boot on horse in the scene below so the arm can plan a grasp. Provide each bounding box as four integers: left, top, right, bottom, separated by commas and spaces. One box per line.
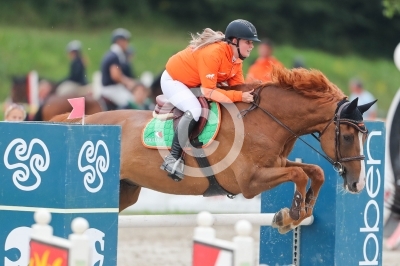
160, 111, 197, 181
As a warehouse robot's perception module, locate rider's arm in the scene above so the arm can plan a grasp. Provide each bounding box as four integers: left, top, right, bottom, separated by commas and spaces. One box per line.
201, 87, 243, 103
110, 64, 136, 90
198, 51, 243, 103
227, 64, 245, 86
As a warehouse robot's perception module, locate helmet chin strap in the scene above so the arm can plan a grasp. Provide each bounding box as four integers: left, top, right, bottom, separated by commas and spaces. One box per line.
226, 38, 247, 60
235, 38, 246, 60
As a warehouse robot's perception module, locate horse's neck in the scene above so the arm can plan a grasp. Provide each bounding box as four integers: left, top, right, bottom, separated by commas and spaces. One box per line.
258, 87, 337, 136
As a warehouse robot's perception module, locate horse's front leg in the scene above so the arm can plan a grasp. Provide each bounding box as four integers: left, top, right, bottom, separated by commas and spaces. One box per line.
238, 166, 309, 234
285, 160, 325, 224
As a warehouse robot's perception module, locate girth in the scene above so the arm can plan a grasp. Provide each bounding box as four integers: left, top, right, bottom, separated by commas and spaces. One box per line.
190, 139, 236, 198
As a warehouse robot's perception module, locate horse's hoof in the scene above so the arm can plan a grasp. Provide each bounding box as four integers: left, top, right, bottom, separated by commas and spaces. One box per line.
272, 213, 281, 228
278, 224, 294, 234
272, 208, 288, 228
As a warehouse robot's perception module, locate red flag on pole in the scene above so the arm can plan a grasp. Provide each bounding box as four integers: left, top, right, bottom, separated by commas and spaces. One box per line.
67, 97, 85, 119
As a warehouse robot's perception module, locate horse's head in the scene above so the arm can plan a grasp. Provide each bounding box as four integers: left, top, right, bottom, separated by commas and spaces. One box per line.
11, 76, 29, 103
320, 97, 377, 194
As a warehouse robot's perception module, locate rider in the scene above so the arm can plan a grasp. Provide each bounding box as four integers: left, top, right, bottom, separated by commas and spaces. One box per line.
122, 45, 137, 79
56, 40, 89, 96
160, 19, 259, 181
100, 28, 136, 110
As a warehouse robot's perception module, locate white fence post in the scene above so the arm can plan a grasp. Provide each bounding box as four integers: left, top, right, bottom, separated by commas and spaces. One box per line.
233, 220, 254, 266
30, 209, 91, 266
31, 208, 53, 239
69, 217, 91, 265
193, 211, 254, 266
194, 211, 216, 240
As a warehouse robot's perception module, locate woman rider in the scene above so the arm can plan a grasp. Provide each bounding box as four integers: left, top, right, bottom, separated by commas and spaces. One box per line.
160, 19, 260, 181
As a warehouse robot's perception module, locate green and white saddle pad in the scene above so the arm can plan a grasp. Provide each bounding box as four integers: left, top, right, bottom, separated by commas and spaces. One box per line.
142, 102, 221, 149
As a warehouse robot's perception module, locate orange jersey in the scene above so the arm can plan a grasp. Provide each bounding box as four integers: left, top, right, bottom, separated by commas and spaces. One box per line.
245, 57, 284, 83
166, 42, 244, 102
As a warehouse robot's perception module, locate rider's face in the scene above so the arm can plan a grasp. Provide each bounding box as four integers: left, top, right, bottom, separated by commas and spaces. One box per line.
116, 38, 129, 51
238, 39, 254, 58
231, 39, 254, 58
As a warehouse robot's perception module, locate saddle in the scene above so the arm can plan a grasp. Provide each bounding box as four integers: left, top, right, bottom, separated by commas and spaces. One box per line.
153, 94, 210, 140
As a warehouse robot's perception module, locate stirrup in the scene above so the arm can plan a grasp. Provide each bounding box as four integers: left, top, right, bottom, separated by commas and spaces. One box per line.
160, 155, 185, 182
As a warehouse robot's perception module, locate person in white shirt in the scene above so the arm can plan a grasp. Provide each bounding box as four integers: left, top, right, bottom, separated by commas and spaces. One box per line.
349, 78, 377, 120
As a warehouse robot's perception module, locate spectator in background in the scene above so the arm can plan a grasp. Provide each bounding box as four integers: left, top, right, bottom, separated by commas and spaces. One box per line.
4, 103, 26, 122
30, 79, 56, 121
38, 79, 54, 105
292, 56, 306, 69
245, 38, 284, 83
348, 77, 378, 120
128, 83, 153, 110
122, 45, 137, 79
100, 28, 137, 110
56, 40, 90, 96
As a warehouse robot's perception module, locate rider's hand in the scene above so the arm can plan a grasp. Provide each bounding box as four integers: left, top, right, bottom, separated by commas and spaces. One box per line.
125, 78, 137, 92
242, 89, 254, 103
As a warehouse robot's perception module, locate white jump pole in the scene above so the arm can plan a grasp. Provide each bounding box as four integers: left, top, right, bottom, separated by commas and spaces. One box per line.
118, 213, 313, 228
28, 70, 39, 112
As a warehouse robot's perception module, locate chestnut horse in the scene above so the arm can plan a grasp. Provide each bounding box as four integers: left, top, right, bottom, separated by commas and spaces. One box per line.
51, 68, 376, 234
10, 76, 104, 121
34, 94, 104, 121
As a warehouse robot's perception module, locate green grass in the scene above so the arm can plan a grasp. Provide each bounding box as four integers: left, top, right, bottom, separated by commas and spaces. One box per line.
1, 24, 399, 118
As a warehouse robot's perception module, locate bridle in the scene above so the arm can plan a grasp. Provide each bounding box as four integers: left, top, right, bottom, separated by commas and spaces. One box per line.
314, 101, 368, 175
239, 90, 368, 176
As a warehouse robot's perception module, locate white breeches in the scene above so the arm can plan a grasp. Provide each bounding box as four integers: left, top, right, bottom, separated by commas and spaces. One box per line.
160, 70, 201, 121
100, 84, 133, 107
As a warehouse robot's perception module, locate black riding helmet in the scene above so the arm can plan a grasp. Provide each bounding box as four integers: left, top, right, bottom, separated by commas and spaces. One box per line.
66, 40, 82, 52
225, 19, 260, 60
111, 28, 131, 43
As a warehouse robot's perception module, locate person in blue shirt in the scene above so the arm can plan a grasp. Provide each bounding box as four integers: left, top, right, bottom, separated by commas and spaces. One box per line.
100, 28, 137, 110
56, 40, 90, 96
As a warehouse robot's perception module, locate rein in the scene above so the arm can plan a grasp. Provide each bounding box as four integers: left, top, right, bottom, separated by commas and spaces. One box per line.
238, 88, 367, 176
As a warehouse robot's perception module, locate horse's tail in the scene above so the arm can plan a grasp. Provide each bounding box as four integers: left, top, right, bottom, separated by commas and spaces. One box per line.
49, 113, 82, 123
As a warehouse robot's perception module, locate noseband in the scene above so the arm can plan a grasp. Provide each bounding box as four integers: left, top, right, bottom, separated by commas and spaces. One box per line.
317, 101, 368, 175
239, 89, 367, 176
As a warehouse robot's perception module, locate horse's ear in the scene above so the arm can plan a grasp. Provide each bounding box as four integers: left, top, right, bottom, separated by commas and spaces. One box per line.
358, 99, 378, 114
344, 97, 358, 115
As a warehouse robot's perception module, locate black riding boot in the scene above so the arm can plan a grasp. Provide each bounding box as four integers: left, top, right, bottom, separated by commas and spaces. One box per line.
160, 111, 197, 181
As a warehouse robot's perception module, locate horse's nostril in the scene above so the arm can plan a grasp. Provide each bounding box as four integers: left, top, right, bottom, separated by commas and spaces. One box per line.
351, 182, 358, 191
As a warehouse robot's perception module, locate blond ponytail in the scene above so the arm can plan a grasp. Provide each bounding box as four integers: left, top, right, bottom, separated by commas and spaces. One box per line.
189, 28, 225, 51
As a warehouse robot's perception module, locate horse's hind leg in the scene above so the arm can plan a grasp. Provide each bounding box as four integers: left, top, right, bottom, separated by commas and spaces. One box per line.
272, 161, 325, 234
119, 179, 142, 212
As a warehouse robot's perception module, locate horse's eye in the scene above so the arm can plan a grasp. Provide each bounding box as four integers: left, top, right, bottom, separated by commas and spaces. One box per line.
343, 135, 353, 142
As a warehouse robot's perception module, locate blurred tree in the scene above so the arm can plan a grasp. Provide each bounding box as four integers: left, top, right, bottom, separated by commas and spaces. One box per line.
383, 0, 400, 17
0, 0, 400, 58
